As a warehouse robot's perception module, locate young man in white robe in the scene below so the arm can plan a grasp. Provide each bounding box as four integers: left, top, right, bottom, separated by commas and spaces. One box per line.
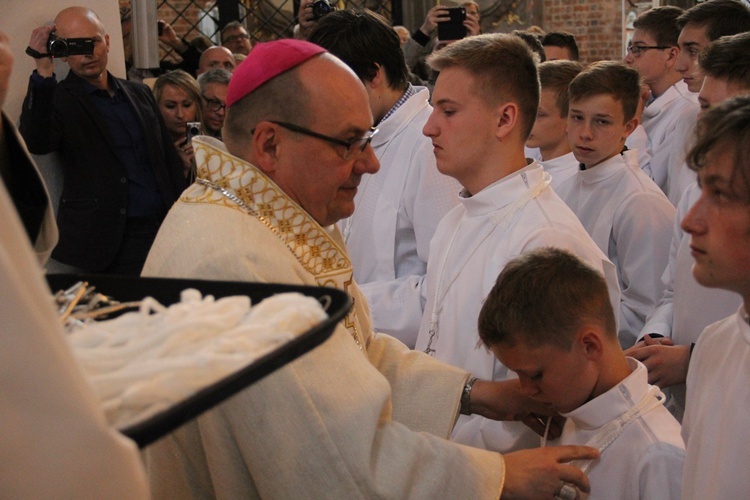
141, 38, 599, 498
679, 95, 750, 499
479, 247, 685, 500
623, 6, 698, 198
556, 61, 675, 347
308, 10, 459, 347
411, 34, 620, 453
625, 32, 750, 421
526, 60, 583, 191
667, 0, 750, 205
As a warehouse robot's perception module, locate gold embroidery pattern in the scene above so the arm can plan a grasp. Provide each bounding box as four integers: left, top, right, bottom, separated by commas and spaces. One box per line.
186, 139, 364, 348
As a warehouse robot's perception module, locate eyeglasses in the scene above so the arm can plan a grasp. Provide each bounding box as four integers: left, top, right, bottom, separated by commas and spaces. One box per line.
270, 121, 379, 159
626, 44, 671, 57
202, 94, 226, 113
223, 33, 250, 44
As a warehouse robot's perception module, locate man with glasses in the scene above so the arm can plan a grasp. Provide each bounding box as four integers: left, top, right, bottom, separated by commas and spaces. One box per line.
220, 21, 252, 56
142, 38, 599, 499
624, 6, 697, 198
197, 68, 231, 139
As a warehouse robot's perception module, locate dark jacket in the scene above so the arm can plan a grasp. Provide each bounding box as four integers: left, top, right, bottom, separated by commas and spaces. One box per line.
19, 70, 186, 271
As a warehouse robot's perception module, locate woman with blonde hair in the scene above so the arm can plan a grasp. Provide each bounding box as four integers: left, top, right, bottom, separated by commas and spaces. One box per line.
153, 70, 202, 181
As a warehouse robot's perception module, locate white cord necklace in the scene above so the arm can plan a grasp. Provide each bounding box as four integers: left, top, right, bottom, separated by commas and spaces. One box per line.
424, 171, 550, 355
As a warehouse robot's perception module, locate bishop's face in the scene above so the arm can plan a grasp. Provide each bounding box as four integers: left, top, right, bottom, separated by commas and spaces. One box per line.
268, 56, 380, 227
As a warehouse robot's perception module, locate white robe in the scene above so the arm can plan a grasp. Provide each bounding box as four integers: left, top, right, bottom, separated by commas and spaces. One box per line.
641, 81, 698, 195
539, 151, 578, 191
414, 163, 620, 453
624, 124, 653, 178
556, 154, 675, 346
639, 183, 740, 419
550, 359, 684, 500
341, 88, 460, 346
142, 137, 505, 499
666, 113, 699, 206
0, 113, 148, 498
682, 308, 750, 499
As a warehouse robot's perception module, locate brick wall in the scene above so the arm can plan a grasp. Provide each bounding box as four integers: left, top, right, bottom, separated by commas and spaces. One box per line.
542, 0, 652, 64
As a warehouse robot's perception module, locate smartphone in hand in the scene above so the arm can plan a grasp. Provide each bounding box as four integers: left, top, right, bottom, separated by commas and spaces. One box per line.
437, 7, 467, 41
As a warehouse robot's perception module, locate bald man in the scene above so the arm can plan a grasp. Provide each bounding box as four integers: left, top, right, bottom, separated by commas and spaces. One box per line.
196, 45, 235, 75
19, 6, 185, 275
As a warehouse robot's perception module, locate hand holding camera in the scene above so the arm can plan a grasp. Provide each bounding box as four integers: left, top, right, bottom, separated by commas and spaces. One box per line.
25, 24, 56, 76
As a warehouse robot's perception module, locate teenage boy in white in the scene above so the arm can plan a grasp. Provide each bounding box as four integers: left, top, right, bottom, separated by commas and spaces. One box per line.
624, 6, 698, 196
556, 61, 674, 347
526, 60, 583, 190
680, 95, 750, 499
479, 248, 684, 500
413, 34, 619, 453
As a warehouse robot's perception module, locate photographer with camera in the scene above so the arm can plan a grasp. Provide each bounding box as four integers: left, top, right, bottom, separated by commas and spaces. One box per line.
20, 6, 186, 276
294, 0, 337, 39
403, 2, 481, 82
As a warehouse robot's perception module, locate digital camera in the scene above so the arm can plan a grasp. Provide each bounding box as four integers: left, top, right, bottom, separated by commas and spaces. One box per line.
186, 122, 203, 143
47, 34, 95, 58
311, 0, 336, 21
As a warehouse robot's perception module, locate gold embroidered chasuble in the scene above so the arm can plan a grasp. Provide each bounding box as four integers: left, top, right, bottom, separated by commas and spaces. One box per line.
142, 137, 505, 499
187, 137, 365, 348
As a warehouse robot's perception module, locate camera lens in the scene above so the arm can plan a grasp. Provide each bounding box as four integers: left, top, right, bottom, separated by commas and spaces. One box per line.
312, 0, 334, 20
189, 126, 200, 136
47, 36, 69, 58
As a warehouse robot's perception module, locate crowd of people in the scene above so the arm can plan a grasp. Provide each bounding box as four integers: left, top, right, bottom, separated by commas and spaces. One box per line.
2, 0, 750, 497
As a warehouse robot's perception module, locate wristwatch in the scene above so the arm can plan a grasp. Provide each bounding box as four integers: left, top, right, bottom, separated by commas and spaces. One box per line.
460, 376, 477, 415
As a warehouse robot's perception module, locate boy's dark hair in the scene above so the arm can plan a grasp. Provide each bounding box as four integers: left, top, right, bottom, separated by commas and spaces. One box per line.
307, 9, 408, 91
568, 61, 641, 122
687, 95, 750, 203
633, 6, 684, 47
699, 32, 750, 89
676, 0, 750, 42
428, 33, 540, 140
478, 248, 616, 350
541, 31, 579, 61
512, 30, 546, 62
538, 60, 584, 118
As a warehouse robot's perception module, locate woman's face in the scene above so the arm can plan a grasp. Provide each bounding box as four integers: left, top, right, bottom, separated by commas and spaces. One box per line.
158, 84, 198, 141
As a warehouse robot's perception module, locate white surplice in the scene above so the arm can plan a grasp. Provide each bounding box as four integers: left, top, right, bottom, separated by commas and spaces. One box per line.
625, 124, 653, 178
641, 81, 698, 195
666, 112, 699, 206
414, 163, 620, 453
142, 137, 505, 499
682, 308, 750, 499
550, 359, 684, 500
341, 88, 460, 346
539, 151, 578, 191
0, 113, 148, 498
640, 183, 740, 420
556, 154, 675, 346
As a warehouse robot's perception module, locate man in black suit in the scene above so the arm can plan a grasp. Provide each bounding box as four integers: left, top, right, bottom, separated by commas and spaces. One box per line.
20, 6, 186, 275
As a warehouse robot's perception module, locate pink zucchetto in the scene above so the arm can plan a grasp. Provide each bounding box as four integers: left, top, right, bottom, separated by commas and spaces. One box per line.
225, 39, 327, 108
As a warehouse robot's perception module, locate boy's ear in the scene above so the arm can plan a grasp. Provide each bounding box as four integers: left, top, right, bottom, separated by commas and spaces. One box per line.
577, 327, 604, 361
494, 101, 520, 141
665, 45, 679, 65
364, 63, 384, 91
622, 115, 639, 140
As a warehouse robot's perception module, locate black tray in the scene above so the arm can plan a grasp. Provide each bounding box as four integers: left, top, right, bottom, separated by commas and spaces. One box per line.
47, 274, 352, 448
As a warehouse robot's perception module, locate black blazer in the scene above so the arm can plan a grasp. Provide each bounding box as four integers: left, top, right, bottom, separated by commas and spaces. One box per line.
19, 71, 186, 271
